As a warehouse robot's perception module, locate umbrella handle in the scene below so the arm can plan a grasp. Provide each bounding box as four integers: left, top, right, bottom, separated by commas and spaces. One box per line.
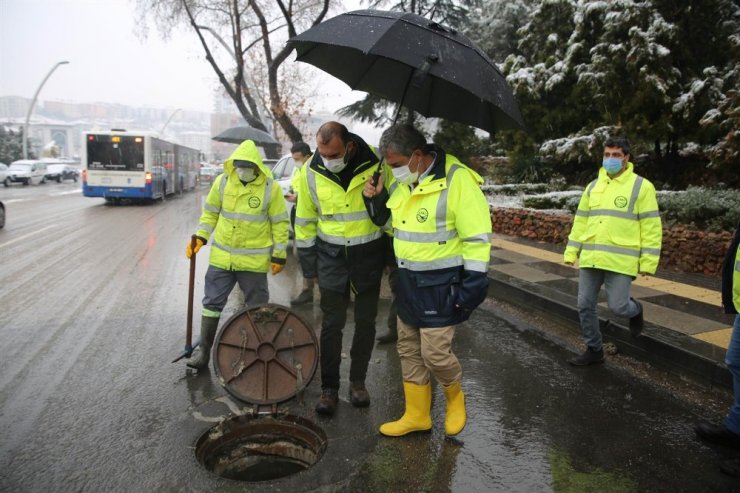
371, 157, 384, 187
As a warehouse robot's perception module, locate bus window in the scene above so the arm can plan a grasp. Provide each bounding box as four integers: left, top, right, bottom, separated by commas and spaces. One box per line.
87, 135, 144, 171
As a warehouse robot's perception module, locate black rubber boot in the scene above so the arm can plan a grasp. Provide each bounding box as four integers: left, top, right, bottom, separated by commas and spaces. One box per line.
291, 288, 314, 305
186, 315, 219, 370
695, 422, 740, 450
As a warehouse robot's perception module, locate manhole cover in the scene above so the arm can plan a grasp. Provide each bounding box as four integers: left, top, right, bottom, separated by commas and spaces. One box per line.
198, 304, 325, 482
212, 304, 319, 405
195, 413, 327, 482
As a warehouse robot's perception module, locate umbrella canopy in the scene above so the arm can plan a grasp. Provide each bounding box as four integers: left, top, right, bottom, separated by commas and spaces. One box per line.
288, 9, 525, 134
212, 126, 278, 146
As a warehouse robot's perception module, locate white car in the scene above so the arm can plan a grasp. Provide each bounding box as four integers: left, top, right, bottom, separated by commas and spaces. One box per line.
7, 160, 47, 186
269, 155, 299, 230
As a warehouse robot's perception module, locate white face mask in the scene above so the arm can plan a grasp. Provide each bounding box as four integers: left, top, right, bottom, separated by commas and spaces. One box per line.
321, 145, 349, 173
236, 167, 256, 182
391, 155, 419, 185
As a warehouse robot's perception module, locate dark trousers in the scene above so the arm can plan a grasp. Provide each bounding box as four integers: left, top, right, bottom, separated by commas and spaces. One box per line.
319, 284, 380, 390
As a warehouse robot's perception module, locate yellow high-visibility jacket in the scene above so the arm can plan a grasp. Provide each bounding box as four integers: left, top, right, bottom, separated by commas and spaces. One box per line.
721, 223, 740, 314
195, 140, 289, 272
564, 163, 662, 276
386, 149, 492, 327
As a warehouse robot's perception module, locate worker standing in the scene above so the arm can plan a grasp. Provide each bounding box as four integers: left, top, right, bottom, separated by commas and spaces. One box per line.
185, 139, 289, 370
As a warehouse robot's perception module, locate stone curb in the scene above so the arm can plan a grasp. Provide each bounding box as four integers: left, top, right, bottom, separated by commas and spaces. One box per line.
487, 273, 732, 390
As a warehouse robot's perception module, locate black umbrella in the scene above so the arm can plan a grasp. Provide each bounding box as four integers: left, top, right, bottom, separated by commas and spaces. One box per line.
212, 126, 278, 146
288, 9, 525, 134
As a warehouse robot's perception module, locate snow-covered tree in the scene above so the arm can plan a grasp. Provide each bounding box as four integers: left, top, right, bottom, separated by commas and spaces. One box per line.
483, 0, 739, 185
467, 0, 535, 64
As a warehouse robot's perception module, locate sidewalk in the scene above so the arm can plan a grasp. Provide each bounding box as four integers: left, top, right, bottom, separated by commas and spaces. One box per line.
488, 234, 734, 390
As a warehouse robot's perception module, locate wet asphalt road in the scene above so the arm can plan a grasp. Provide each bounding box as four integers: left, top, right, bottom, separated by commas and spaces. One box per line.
0, 183, 738, 492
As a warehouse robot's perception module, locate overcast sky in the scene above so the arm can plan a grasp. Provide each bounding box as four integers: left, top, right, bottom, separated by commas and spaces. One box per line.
0, 0, 360, 114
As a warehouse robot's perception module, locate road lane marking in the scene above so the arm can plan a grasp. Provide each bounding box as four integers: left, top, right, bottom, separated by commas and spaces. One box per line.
0, 225, 57, 249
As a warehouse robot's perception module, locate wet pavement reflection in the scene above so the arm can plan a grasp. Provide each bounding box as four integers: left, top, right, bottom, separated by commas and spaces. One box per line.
0, 191, 736, 491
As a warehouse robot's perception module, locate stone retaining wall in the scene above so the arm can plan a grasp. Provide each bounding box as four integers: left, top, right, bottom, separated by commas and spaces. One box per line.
491, 208, 733, 276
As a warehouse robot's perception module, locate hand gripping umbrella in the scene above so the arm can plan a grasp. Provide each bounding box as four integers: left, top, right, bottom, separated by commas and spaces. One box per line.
212, 126, 278, 146
288, 9, 525, 135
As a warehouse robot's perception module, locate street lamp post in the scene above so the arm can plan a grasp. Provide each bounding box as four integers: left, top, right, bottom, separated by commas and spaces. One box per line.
160, 108, 182, 135
23, 60, 70, 160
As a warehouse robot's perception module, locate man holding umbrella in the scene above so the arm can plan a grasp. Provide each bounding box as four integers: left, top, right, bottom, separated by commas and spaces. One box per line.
293, 121, 388, 415
185, 139, 289, 370
363, 124, 492, 436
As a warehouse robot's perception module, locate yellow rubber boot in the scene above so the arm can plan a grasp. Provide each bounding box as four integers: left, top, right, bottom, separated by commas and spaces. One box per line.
442, 382, 466, 436
379, 382, 432, 437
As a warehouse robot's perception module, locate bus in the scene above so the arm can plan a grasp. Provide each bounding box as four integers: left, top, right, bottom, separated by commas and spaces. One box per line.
82, 130, 201, 202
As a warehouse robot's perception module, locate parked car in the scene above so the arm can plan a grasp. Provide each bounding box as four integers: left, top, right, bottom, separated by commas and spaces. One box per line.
46, 163, 79, 183
270, 154, 297, 196
0, 163, 8, 187
198, 166, 217, 185
6, 160, 47, 186
269, 154, 299, 234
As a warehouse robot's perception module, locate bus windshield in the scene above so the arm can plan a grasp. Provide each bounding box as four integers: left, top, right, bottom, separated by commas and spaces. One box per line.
87, 135, 145, 171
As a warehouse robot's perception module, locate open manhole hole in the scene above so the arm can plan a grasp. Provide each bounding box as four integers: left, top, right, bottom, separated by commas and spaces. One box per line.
196, 304, 325, 482
195, 413, 327, 482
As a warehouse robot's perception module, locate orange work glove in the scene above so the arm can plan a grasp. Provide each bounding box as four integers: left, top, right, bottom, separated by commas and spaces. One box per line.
271, 262, 285, 275
186, 237, 204, 259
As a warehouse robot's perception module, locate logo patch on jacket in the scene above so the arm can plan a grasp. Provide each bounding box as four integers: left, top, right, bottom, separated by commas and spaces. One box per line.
416, 208, 429, 223
248, 196, 261, 208
614, 196, 628, 208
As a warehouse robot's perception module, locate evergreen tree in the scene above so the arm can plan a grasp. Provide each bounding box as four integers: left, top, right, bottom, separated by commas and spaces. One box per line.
480, 0, 739, 186
0, 128, 28, 164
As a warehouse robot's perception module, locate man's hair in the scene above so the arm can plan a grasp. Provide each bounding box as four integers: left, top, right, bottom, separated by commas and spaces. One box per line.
379, 124, 426, 156
316, 121, 349, 145
604, 136, 631, 156
291, 141, 312, 156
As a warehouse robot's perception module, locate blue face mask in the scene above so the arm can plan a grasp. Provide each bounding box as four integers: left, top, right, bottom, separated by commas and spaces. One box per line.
602, 157, 623, 175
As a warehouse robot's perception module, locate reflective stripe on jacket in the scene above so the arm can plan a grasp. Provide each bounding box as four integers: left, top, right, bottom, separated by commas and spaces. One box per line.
195, 140, 289, 273
563, 163, 662, 276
